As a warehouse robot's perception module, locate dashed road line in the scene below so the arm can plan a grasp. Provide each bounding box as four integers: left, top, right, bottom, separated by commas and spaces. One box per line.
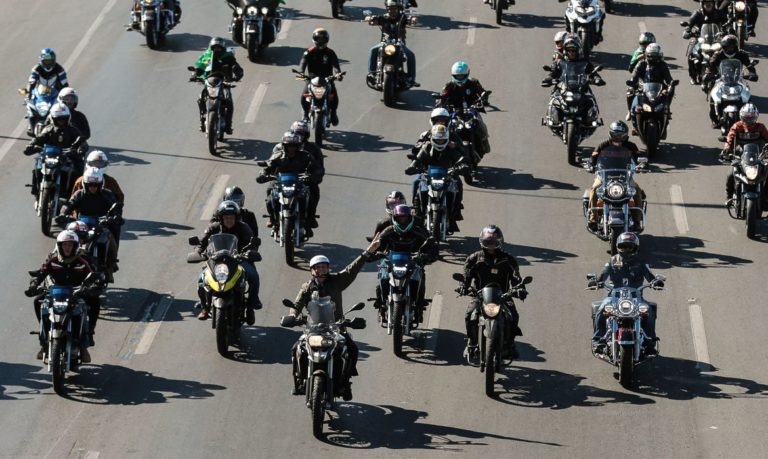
119, 293, 174, 359
135, 295, 174, 355
278, 12, 293, 40
467, 17, 477, 46
670, 184, 690, 234
426, 292, 443, 352
688, 300, 713, 371
200, 174, 231, 220
638, 21, 647, 33
244, 83, 268, 124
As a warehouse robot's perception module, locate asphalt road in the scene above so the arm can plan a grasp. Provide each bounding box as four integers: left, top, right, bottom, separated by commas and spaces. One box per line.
1, 0, 768, 457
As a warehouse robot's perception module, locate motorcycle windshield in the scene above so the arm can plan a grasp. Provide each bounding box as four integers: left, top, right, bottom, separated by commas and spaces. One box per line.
206, 233, 238, 258
596, 156, 631, 172
307, 296, 336, 325
42, 145, 62, 157
720, 59, 743, 85
562, 61, 589, 90
79, 216, 99, 228
742, 144, 761, 166
389, 251, 411, 267
481, 284, 503, 305
700, 23, 722, 44
50, 285, 73, 301
642, 82, 662, 100
428, 167, 447, 179
278, 173, 298, 185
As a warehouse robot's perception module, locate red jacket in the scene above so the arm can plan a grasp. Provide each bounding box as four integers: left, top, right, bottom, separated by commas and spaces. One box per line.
725, 121, 768, 148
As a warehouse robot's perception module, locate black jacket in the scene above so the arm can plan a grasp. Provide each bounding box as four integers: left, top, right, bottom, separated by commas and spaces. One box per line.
29, 124, 83, 149
375, 224, 438, 264
463, 250, 522, 291
370, 13, 408, 41
547, 58, 600, 82
630, 61, 674, 86
199, 221, 255, 253
272, 143, 324, 180
69, 109, 91, 141
686, 8, 728, 31
707, 50, 756, 75
591, 140, 641, 167
63, 188, 118, 218
408, 143, 469, 174
210, 208, 259, 239
300, 47, 341, 78
259, 148, 322, 183
439, 79, 486, 110
31, 254, 93, 286
599, 255, 655, 288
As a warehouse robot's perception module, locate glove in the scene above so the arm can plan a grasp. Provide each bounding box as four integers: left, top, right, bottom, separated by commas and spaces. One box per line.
256, 175, 270, 184
54, 215, 68, 226
300, 175, 312, 184
682, 31, 691, 39
457, 284, 469, 296
23, 145, 36, 156
515, 288, 528, 301
280, 315, 296, 327
404, 166, 418, 175
188, 75, 198, 82
587, 280, 598, 289
24, 280, 39, 298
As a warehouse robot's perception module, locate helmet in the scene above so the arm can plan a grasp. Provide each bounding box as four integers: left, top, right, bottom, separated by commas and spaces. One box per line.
290, 120, 310, 142
39, 48, 57, 72
644, 43, 663, 63
209, 37, 226, 52
312, 28, 329, 47
223, 185, 245, 208
66, 220, 90, 242
56, 230, 80, 257
451, 61, 470, 85
430, 108, 451, 126
49, 103, 71, 128
83, 167, 104, 188
616, 232, 640, 255
554, 31, 569, 50
608, 120, 629, 142
701, 0, 715, 11
430, 124, 450, 151
740, 103, 759, 126
385, 0, 400, 12
86, 150, 109, 169
721, 35, 738, 57
638, 32, 656, 47
479, 225, 504, 250
385, 190, 406, 215
392, 204, 414, 234
216, 200, 241, 219
58, 87, 78, 109
563, 37, 581, 59
309, 255, 330, 269
281, 131, 301, 150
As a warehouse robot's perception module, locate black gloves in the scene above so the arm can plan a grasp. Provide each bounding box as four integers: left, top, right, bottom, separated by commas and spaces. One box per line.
587, 280, 598, 289
280, 315, 296, 327
513, 288, 528, 301
24, 280, 39, 298
23, 145, 36, 156
256, 175, 270, 184
457, 284, 469, 296
404, 166, 418, 175
54, 215, 68, 226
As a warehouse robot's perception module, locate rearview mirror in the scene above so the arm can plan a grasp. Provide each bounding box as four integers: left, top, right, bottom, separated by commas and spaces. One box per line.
365, 236, 373, 242
671, 79, 680, 87
522, 276, 533, 285
430, 92, 441, 99
187, 66, 196, 72
586, 273, 596, 281
349, 302, 365, 313
188, 236, 200, 246
452, 273, 465, 283
348, 317, 367, 330
406, 153, 416, 160
751, 60, 759, 66
680, 21, 689, 27
593, 65, 603, 73
256, 160, 268, 167
187, 252, 205, 263
542, 65, 552, 72
282, 298, 295, 308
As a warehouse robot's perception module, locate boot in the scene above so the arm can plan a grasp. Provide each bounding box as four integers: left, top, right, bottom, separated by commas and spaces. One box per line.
36, 346, 45, 360
245, 306, 255, 325
330, 110, 339, 126
197, 309, 210, 320
341, 382, 353, 401
80, 346, 91, 363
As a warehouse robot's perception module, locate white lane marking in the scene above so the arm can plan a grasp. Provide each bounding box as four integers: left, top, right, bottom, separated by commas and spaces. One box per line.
119, 293, 174, 360
638, 21, 647, 34
135, 295, 174, 355
467, 17, 477, 46
72, 450, 101, 459
426, 293, 443, 352
278, 12, 293, 40
670, 185, 690, 234
0, 0, 118, 165
200, 174, 231, 220
688, 300, 713, 371
244, 83, 268, 124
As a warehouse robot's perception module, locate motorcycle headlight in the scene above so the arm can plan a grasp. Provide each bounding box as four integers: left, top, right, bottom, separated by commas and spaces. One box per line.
207, 86, 220, 99
311, 86, 326, 99
308, 335, 333, 348
236, 6, 243, 14
282, 185, 295, 197
246, 6, 258, 15
431, 179, 445, 190
45, 157, 60, 167
606, 182, 626, 200
384, 44, 397, 56
642, 103, 653, 112
735, 1, 747, 12
727, 86, 743, 95
214, 263, 229, 282
618, 300, 634, 315
261, 6, 269, 15
483, 303, 501, 318
745, 165, 759, 180
638, 304, 649, 314
604, 304, 614, 314
53, 300, 69, 314
392, 266, 408, 278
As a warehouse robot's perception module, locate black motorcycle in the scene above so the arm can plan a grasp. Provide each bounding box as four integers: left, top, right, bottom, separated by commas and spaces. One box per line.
28, 145, 76, 236
414, 167, 460, 242
628, 80, 678, 158
725, 0, 752, 50
707, 59, 756, 141
127, 0, 178, 49
63, 203, 124, 287
227, 0, 282, 62
366, 33, 411, 107
542, 61, 604, 165
374, 251, 425, 357
726, 143, 768, 238
188, 68, 236, 155
281, 296, 366, 438
682, 22, 724, 89
491, 0, 513, 25
293, 69, 345, 147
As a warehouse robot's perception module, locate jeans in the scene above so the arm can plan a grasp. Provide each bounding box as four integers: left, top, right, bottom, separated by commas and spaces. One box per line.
367, 44, 416, 81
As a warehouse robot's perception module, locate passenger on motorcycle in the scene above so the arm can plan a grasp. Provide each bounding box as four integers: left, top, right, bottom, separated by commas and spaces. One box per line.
25, 230, 100, 362
57, 88, 90, 157
552, 31, 570, 64
195, 200, 262, 323
411, 108, 456, 154
590, 232, 662, 355
629, 32, 657, 72
587, 121, 646, 230
281, 244, 380, 401
405, 124, 469, 232
300, 28, 343, 126
365, 0, 418, 88
627, 43, 674, 126
458, 225, 527, 360
438, 61, 492, 154
192, 37, 244, 135
71, 151, 125, 204
371, 190, 407, 239
26, 48, 69, 137
208, 185, 259, 237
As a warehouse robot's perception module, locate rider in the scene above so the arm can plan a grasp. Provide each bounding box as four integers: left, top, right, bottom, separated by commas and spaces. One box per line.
590, 232, 663, 355
629, 31, 656, 72
130, 0, 181, 28
365, 0, 419, 88
290, 120, 325, 222
71, 151, 125, 204
257, 132, 322, 236
371, 190, 407, 238
26, 48, 69, 137
373, 204, 438, 324
209, 186, 259, 236
194, 200, 262, 323
587, 121, 646, 231
438, 61, 491, 155
683, 0, 728, 84
626, 43, 674, 126
721, 103, 768, 160
281, 242, 380, 401
552, 31, 570, 64
225, 0, 282, 44
57, 88, 90, 158
405, 124, 469, 232
191, 37, 244, 135
25, 230, 100, 362
299, 28, 343, 126
411, 108, 454, 154
561, 0, 605, 43
706, 34, 758, 130
458, 225, 528, 359
718, 0, 758, 37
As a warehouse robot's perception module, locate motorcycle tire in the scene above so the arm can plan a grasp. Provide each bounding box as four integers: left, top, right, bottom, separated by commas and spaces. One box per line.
247, 34, 260, 63
496, 0, 504, 25
331, 0, 341, 18
383, 72, 395, 107
485, 339, 496, 397
392, 301, 404, 357
283, 218, 295, 265
746, 198, 757, 238
618, 344, 634, 388
430, 211, 441, 241
206, 112, 218, 155
314, 117, 324, 147
214, 307, 229, 356
311, 374, 326, 439
736, 24, 745, 50
609, 229, 620, 255
145, 21, 159, 49
51, 338, 66, 395
232, 24, 243, 45
645, 121, 659, 158
40, 188, 53, 236
565, 122, 579, 166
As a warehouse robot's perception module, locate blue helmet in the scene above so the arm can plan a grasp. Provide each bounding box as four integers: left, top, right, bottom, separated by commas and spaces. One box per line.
451, 61, 470, 85
39, 48, 56, 71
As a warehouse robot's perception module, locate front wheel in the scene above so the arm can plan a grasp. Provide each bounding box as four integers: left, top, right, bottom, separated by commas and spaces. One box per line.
383, 72, 395, 107
644, 121, 659, 158
51, 339, 66, 395
618, 344, 634, 388
247, 34, 260, 62
609, 228, 620, 255
144, 21, 158, 49
310, 374, 326, 439
214, 307, 228, 356
736, 24, 746, 50
430, 210, 441, 241
314, 116, 324, 147
745, 198, 757, 238
392, 302, 404, 357
283, 218, 295, 265
485, 341, 496, 397
565, 122, 579, 166
40, 188, 53, 236
330, 0, 341, 18
206, 112, 218, 155
495, 0, 504, 24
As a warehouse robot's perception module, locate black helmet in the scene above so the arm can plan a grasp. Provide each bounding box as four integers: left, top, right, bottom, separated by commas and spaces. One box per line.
616, 232, 639, 255
217, 200, 241, 219
223, 186, 245, 208
312, 28, 329, 47
479, 225, 504, 250
638, 32, 656, 47
209, 37, 226, 54
701, 0, 715, 11
721, 34, 738, 57
609, 121, 629, 142
385, 190, 406, 215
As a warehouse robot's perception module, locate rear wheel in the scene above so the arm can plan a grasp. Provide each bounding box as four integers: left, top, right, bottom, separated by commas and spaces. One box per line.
495, 0, 504, 24
565, 122, 579, 166
383, 72, 395, 107
331, 0, 341, 18
746, 198, 757, 238
618, 344, 634, 388
644, 121, 659, 158
51, 339, 65, 395
392, 302, 404, 357
206, 112, 218, 155
311, 374, 326, 439
214, 307, 228, 356
145, 21, 158, 49
40, 188, 53, 236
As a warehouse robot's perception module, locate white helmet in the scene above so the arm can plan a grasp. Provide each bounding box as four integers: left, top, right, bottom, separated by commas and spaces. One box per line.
57, 87, 78, 109
83, 167, 104, 188
86, 150, 109, 169
56, 229, 80, 255
430, 124, 450, 151
49, 103, 71, 127
309, 255, 330, 268
430, 108, 450, 126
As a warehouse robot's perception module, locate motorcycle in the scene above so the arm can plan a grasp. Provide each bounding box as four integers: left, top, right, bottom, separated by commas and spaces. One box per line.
454, 273, 532, 397
188, 67, 236, 155
127, 0, 178, 49
726, 143, 768, 238
281, 296, 366, 439
19, 82, 59, 138
582, 156, 647, 254
375, 251, 425, 357
542, 62, 604, 166
414, 167, 460, 242
586, 273, 665, 388
227, 0, 282, 62
293, 69, 345, 147
726, 0, 752, 50
564, 0, 604, 56
491, 0, 513, 25
330, 0, 346, 18
65, 203, 124, 288
187, 233, 258, 356
27, 145, 75, 236
628, 80, 679, 158
682, 22, 724, 89
255, 168, 312, 265
365, 32, 412, 107
708, 59, 756, 141
34, 274, 98, 395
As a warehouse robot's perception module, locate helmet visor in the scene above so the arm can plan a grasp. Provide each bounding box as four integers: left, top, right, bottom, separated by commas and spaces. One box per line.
87, 158, 108, 168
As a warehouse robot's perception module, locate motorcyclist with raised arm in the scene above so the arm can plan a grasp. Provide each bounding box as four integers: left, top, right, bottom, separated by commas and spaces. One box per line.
25, 48, 68, 137
365, 0, 419, 88
299, 28, 343, 126
626, 43, 674, 126
281, 241, 380, 400
191, 37, 244, 135
438, 61, 492, 154
194, 200, 262, 322
458, 225, 528, 359
590, 232, 663, 355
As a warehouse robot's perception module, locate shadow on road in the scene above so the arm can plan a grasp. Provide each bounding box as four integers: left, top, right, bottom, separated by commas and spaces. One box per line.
642, 234, 753, 269
121, 219, 194, 240
323, 402, 562, 449
324, 130, 412, 153
259, 46, 306, 67
591, 50, 628, 71
229, 325, 303, 364
155, 32, 212, 53
441, 236, 577, 266
399, 328, 467, 366
651, 142, 722, 171
610, 2, 689, 17
0, 362, 50, 400
100, 290, 192, 324
499, 13, 565, 29
473, 166, 580, 191
217, 137, 273, 161
415, 15, 499, 31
